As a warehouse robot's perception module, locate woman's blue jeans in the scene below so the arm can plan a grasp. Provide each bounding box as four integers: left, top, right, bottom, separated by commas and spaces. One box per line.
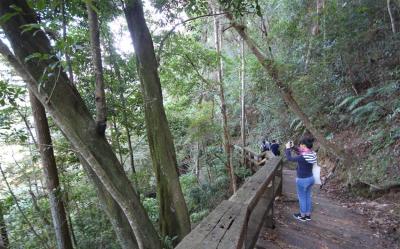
296, 176, 314, 215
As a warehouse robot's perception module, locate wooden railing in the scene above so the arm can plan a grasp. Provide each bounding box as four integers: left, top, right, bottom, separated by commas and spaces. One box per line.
238, 146, 269, 171
175, 150, 282, 249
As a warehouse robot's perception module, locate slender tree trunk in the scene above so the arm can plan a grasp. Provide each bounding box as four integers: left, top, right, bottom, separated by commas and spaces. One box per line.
206, 157, 212, 183
240, 38, 246, 166
16, 109, 37, 145
211, 96, 215, 122
61, 23, 138, 248
0, 202, 8, 249
212, 6, 237, 193
126, 129, 135, 174
0, 163, 50, 249
61, 0, 74, 84
106, 37, 136, 173
226, 13, 352, 165
195, 141, 201, 179
66, 215, 77, 247
304, 39, 313, 72
29, 91, 74, 249
86, 0, 107, 135
111, 115, 124, 163
18, 109, 53, 234
123, 0, 191, 243
387, 0, 397, 33
79, 157, 139, 249
58, 168, 78, 248
60, 20, 136, 247
59, 35, 139, 249
312, 0, 324, 35
29, 190, 52, 227
0, 2, 161, 248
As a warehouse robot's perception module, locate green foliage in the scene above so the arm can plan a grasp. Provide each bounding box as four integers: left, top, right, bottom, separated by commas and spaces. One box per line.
180, 168, 229, 224
0, 80, 25, 107
133, 167, 156, 195
188, 101, 220, 141
161, 235, 178, 249
142, 197, 159, 225
1, 0, 399, 248
190, 209, 209, 224
336, 82, 399, 127
234, 163, 252, 179
218, 0, 262, 16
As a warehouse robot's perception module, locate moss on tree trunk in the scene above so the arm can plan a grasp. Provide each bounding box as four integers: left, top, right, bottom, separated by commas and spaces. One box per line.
123, 0, 191, 243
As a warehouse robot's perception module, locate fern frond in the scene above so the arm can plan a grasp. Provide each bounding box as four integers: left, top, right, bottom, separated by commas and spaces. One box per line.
347, 96, 365, 111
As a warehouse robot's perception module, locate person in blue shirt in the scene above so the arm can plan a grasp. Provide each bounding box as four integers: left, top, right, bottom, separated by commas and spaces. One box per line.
285, 137, 317, 222
270, 140, 280, 156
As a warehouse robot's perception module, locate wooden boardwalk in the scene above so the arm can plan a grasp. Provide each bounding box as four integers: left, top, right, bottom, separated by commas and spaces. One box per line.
255, 170, 398, 249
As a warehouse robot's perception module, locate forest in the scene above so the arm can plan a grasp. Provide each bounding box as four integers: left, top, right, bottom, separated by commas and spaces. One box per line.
0, 0, 399, 248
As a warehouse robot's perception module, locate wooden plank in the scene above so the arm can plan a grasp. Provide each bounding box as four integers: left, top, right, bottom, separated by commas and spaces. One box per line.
215, 206, 248, 249
177, 157, 283, 249
175, 200, 234, 249
247, 159, 281, 210
194, 203, 245, 249
245, 179, 277, 249
256, 158, 267, 166
229, 171, 270, 204
230, 158, 281, 205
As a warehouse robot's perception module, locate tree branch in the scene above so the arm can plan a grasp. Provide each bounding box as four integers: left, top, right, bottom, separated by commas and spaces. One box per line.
182, 53, 214, 88
156, 12, 228, 64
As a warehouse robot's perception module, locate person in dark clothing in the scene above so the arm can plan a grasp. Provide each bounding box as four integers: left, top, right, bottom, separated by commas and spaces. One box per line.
270, 140, 280, 156
260, 139, 270, 152
285, 137, 317, 222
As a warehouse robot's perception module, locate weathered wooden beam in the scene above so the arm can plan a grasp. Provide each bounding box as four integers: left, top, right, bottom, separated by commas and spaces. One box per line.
194, 203, 245, 249
175, 156, 282, 249
175, 201, 233, 249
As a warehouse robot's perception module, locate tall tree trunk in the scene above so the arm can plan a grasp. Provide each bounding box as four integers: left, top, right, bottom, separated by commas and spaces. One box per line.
78, 157, 139, 249
59, 33, 139, 249
212, 6, 237, 193
123, 0, 191, 242
226, 13, 352, 165
29, 91, 74, 249
61, 0, 74, 84
86, 0, 107, 135
106, 37, 136, 173
60, 22, 138, 248
240, 38, 246, 166
0, 202, 8, 249
60, 16, 136, 247
387, 0, 397, 33
59, 171, 78, 248
0, 2, 161, 248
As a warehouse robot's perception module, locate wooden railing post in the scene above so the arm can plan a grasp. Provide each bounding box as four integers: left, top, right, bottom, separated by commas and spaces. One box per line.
276, 160, 283, 196
264, 168, 275, 229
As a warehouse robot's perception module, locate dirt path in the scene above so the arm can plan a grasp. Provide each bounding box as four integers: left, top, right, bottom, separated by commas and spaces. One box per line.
255, 170, 399, 249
